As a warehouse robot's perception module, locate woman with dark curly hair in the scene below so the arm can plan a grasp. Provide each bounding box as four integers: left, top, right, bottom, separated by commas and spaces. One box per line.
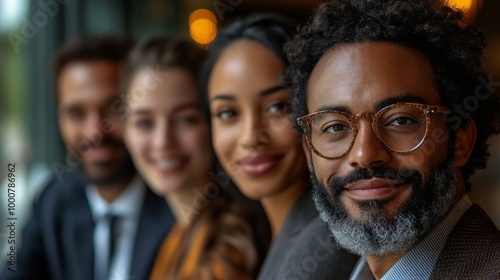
122, 37, 269, 280
284, 0, 500, 279
202, 14, 359, 280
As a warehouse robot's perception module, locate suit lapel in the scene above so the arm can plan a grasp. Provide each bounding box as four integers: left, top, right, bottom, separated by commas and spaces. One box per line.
130, 187, 174, 280
258, 188, 317, 279
283, 188, 317, 241
430, 204, 500, 279
61, 184, 95, 280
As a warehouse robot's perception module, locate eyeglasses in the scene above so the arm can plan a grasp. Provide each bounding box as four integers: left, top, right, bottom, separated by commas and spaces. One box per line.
297, 102, 449, 160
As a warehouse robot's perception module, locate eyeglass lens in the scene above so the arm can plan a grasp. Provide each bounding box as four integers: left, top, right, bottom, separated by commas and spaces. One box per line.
309, 105, 427, 157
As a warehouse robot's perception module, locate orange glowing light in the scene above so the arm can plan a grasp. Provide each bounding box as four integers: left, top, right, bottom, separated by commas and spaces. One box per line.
189, 9, 217, 45
447, 0, 482, 21
448, 0, 474, 11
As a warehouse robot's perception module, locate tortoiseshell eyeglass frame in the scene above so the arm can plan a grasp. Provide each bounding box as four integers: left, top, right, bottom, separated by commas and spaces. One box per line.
296, 102, 450, 160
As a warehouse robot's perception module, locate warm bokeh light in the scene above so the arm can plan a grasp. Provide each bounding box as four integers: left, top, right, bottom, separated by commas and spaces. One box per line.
448, 0, 473, 11
189, 9, 216, 26
447, 0, 482, 21
189, 9, 217, 45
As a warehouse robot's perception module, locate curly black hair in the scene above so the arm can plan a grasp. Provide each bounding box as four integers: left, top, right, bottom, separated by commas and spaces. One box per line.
284, 0, 500, 189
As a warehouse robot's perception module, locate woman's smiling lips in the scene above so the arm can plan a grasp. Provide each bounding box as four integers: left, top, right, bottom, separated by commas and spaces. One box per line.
237, 154, 283, 177
152, 158, 188, 174
344, 178, 406, 200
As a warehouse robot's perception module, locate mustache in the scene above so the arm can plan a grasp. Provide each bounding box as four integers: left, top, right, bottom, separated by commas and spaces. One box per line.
328, 167, 422, 195
98, 137, 124, 148
79, 136, 125, 150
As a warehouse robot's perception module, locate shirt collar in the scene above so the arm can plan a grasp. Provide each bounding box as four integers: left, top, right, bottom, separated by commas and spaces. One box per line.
85, 175, 146, 221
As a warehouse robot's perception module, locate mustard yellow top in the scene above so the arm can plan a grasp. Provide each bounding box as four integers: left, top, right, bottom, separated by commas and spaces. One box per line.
150, 217, 257, 280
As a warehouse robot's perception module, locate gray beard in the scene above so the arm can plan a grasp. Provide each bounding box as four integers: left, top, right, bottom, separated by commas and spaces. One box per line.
311, 155, 458, 256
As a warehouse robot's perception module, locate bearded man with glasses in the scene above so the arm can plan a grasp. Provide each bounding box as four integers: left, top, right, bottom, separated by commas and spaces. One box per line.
285, 0, 500, 279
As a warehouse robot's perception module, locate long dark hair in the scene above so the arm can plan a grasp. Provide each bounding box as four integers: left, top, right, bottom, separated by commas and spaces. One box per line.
123, 37, 269, 279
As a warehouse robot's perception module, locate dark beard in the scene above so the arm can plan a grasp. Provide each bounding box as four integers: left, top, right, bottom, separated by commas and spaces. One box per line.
311, 154, 458, 256
85, 153, 136, 186
79, 136, 136, 186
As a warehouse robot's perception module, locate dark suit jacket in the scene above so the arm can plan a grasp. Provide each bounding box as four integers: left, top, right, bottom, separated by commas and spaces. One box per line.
0, 172, 174, 280
430, 204, 500, 280
258, 188, 359, 280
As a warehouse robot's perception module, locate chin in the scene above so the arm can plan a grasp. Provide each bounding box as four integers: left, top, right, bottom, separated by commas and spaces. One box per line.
150, 180, 185, 196
85, 173, 122, 186
236, 184, 267, 200
238, 189, 262, 200
243, 184, 285, 201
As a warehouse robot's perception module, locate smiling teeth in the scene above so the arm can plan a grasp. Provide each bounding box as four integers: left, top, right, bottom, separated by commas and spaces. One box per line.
157, 160, 181, 170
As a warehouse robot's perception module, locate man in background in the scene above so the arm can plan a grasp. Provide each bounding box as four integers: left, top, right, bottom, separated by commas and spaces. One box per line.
286, 0, 500, 279
1, 35, 174, 280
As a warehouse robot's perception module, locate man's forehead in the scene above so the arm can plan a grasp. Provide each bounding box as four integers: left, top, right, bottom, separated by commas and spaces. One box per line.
58, 60, 121, 104
306, 42, 439, 112
59, 60, 120, 88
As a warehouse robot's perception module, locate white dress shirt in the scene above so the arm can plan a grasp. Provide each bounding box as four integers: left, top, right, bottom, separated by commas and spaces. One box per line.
86, 176, 146, 280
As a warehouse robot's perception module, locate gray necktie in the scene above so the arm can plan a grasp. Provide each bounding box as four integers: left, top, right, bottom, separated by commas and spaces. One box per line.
106, 213, 120, 280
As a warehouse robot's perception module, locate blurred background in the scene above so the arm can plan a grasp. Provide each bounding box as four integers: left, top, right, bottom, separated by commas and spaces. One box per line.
0, 0, 499, 252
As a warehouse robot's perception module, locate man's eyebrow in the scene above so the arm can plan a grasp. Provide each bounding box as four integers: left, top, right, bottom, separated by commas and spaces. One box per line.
60, 103, 82, 113
312, 93, 429, 114
315, 104, 352, 114
375, 93, 428, 111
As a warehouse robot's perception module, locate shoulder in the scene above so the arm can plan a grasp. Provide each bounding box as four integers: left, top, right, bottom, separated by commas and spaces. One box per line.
447, 204, 500, 254
34, 172, 88, 211
171, 198, 261, 280
294, 217, 353, 266
261, 190, 359, 280
432, 204, 500, 279
142, 185, 172, 214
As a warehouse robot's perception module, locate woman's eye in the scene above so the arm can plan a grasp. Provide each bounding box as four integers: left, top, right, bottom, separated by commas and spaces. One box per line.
215, 110, 236, 120
133, 119, 153, 130
268, 102, 290, 115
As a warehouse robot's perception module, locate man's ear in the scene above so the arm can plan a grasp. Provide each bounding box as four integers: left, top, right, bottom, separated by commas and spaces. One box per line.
454, 119, 477, 167
302, 135, 313, 171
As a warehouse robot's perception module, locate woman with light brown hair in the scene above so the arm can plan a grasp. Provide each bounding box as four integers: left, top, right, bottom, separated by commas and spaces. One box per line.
122, 37, 269, 280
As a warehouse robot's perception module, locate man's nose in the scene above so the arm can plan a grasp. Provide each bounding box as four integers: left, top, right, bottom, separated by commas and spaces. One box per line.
347, 119, 391, 168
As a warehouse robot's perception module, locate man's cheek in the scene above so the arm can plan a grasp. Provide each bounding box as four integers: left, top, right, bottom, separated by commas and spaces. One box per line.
400, 139, 448, 170
394, 155, 435, 189
311, 157, 327, 187
316, 158, 344, 187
